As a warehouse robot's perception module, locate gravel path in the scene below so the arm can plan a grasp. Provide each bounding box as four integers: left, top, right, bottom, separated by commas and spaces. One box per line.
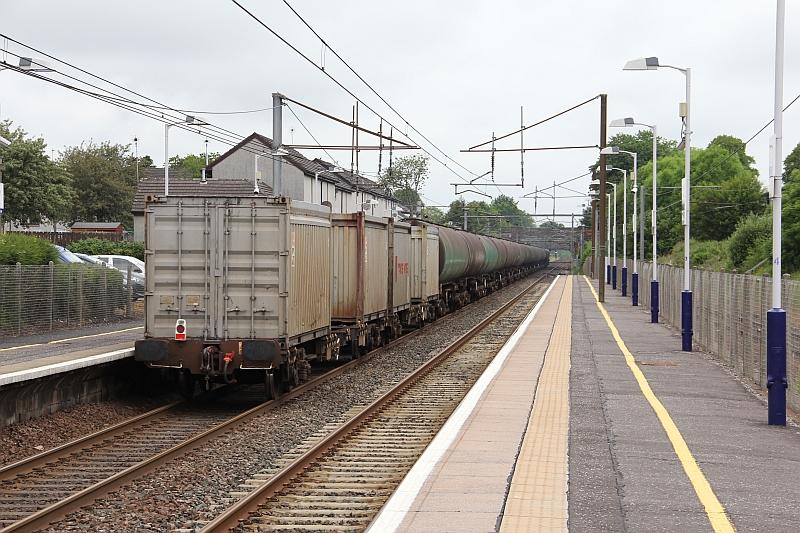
44, 275, 552, 532
0, 397, 169, 468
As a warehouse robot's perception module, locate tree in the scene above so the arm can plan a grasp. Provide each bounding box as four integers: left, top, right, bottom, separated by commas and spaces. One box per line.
420, 206, 444, 223
636, 143, 766, 254
593, 130, 678, 178
540, 221, 564, 228
708, 134, 756, 170
784, 142, 800, 182
169, 152, 219, 179
378, 155, 429, 207
61, 141, 139, 228
393, 187, 421, 210
0, 120, 75, 229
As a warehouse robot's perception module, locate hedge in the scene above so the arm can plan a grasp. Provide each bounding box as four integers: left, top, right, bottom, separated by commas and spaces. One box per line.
0, 234, 58, 265
67, 238, 144, 261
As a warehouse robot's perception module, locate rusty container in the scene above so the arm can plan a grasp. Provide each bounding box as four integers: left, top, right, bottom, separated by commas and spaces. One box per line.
331, 213, 389, 321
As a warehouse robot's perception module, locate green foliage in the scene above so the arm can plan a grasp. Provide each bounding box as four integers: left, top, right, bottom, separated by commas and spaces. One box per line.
784, 142, 800, 181
539, 221, 564, 228
378, 155, 429, 207
596, 129, 678, 176
781, 180, 800, 272
0, 120, 76, 228
708, 134, 756, 170
420, 206, 444, 223
68, 238, 144, 261
668, 239, 730, 271
169, 152, 219, 179
442, 195, 532, 236
60, 141, 139, 228
393, 187, 421, 209
728, 213, 771, 270
0, 234, 57, 265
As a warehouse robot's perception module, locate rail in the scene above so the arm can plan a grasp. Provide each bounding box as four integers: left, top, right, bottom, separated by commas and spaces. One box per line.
200, 269, 554, 532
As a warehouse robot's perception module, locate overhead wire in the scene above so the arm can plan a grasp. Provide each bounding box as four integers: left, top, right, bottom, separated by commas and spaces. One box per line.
228, 0, 476, 186
279, 0, 479, 179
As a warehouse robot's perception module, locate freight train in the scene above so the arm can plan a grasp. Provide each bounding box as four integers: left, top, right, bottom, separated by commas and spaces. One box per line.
134, 196, 549, 398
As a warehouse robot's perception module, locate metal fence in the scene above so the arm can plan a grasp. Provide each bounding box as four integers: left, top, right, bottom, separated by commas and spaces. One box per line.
611, 262, 800, 412
0, 263, 142, 337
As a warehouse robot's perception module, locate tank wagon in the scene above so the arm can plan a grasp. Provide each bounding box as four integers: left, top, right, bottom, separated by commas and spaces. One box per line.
134, 196, 548, 398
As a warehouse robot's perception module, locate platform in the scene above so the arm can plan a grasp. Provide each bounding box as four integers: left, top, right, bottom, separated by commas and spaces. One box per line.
370, 275, 800, 532
0, 323, 141, 387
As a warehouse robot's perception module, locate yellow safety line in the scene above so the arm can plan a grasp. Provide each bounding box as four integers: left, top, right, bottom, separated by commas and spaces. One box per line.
582, 276, 735, 533
0, 326, 143, 353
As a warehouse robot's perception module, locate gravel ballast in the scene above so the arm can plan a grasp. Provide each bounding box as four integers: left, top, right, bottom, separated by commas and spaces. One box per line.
44, 275, 553, 532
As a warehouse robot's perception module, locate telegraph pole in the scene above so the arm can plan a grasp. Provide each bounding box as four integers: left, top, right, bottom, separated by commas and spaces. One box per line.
272, 92, 284, 196
598, 94, 607, 302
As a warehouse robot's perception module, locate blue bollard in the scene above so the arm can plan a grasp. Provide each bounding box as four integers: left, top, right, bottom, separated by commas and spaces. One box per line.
766, 308, 787, 426
651, 280, 659, 323
681, 290, 692, 351
606, 264, 611, 284
612, 265, 617, 290
632, 272, 638, 306
621, 267, 628, 297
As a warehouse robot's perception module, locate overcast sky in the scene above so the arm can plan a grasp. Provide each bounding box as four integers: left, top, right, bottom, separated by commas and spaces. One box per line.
2, 0, 797, 221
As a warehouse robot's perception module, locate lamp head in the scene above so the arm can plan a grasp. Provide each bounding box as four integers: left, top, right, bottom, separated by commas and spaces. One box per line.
609, 117, 635, 128
605, 165, 614, 172
600, 146, 620, 155
0, 135, 11, 148
623, 57, 659, 71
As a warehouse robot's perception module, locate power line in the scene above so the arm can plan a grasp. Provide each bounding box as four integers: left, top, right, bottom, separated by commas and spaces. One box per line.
228, 0, 475, 185
280, 0, 479, 179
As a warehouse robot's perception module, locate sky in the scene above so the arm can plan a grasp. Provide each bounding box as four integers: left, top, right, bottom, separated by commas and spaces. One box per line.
1, 0, 798, 223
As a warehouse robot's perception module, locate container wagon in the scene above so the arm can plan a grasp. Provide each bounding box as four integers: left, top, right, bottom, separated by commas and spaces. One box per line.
135, 196, 548, 398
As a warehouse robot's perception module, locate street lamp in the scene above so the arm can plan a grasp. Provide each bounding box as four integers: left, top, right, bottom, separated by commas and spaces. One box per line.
601, 181, 618, 289
164, 115, 208, 196
767, 0, 787, 426
605, 163, 628, 297
625, 56, 693, 351
0, 56, 54, 73
0, 134, 10, 233
611, 118, 658, 316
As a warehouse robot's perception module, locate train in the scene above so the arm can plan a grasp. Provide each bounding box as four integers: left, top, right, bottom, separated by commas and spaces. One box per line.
134, 196, 549, 398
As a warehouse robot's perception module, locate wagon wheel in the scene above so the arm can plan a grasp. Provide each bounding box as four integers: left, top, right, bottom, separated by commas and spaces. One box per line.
177, 370, 196, 400
265, 371, 279, 401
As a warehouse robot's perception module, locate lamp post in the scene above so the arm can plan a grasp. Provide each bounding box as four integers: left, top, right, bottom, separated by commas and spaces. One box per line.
601, 181, 618, 289
611, 118, 657, 314
0, 134, 10, 234
625, 56, 692, 351
605, 165, 628, 296
767, 0, 786, 426
164, 115, 208, 196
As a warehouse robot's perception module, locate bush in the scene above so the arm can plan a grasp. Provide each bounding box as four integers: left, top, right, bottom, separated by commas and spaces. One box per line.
68, 238, 144, 261
0, 234, 57, 265
728, 213, 771, 269
669, 239, 730, 271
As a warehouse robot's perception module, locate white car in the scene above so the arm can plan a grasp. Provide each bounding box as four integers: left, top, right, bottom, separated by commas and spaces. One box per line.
92, 255, 145, 276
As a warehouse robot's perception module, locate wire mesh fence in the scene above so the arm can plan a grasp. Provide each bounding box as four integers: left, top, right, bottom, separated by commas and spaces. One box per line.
0, 263, 143, 338
620, 262, 800, 412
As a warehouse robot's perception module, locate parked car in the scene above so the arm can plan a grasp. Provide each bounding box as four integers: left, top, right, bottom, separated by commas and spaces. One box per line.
53, 245, 84, 264
92, 255, 145, 276
91, 254, 145, 298
74, 253, 106, 266
76, 252, 145, 299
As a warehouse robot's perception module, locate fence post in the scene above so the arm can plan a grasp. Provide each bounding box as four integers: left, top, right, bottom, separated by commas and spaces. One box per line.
126, 266, 133, 318
49, 261, 54, 332
78, 266, 84, 327
16, 262, 21, 336
103, 266, 108, 322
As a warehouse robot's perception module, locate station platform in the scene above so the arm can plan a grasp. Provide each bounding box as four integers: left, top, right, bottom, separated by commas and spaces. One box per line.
0, 323, 141, 387
370, 275, 800, 532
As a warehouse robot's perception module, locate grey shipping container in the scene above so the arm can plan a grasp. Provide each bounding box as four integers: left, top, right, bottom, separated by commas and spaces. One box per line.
410, 222, 440, 302
331, 213, 390, 321
390, 221, 412, 311
143, 196, 332, 346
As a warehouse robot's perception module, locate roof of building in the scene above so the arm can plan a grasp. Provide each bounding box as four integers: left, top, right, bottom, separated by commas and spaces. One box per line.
71, 222, 124, 230
209, 133, 395, 201
132, 177, 273, 214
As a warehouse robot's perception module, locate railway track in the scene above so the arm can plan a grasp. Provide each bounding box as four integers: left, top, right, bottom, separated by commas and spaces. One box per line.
201, 271, 555, 532
0, 351, 395, 532
0, 271, 550, 533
